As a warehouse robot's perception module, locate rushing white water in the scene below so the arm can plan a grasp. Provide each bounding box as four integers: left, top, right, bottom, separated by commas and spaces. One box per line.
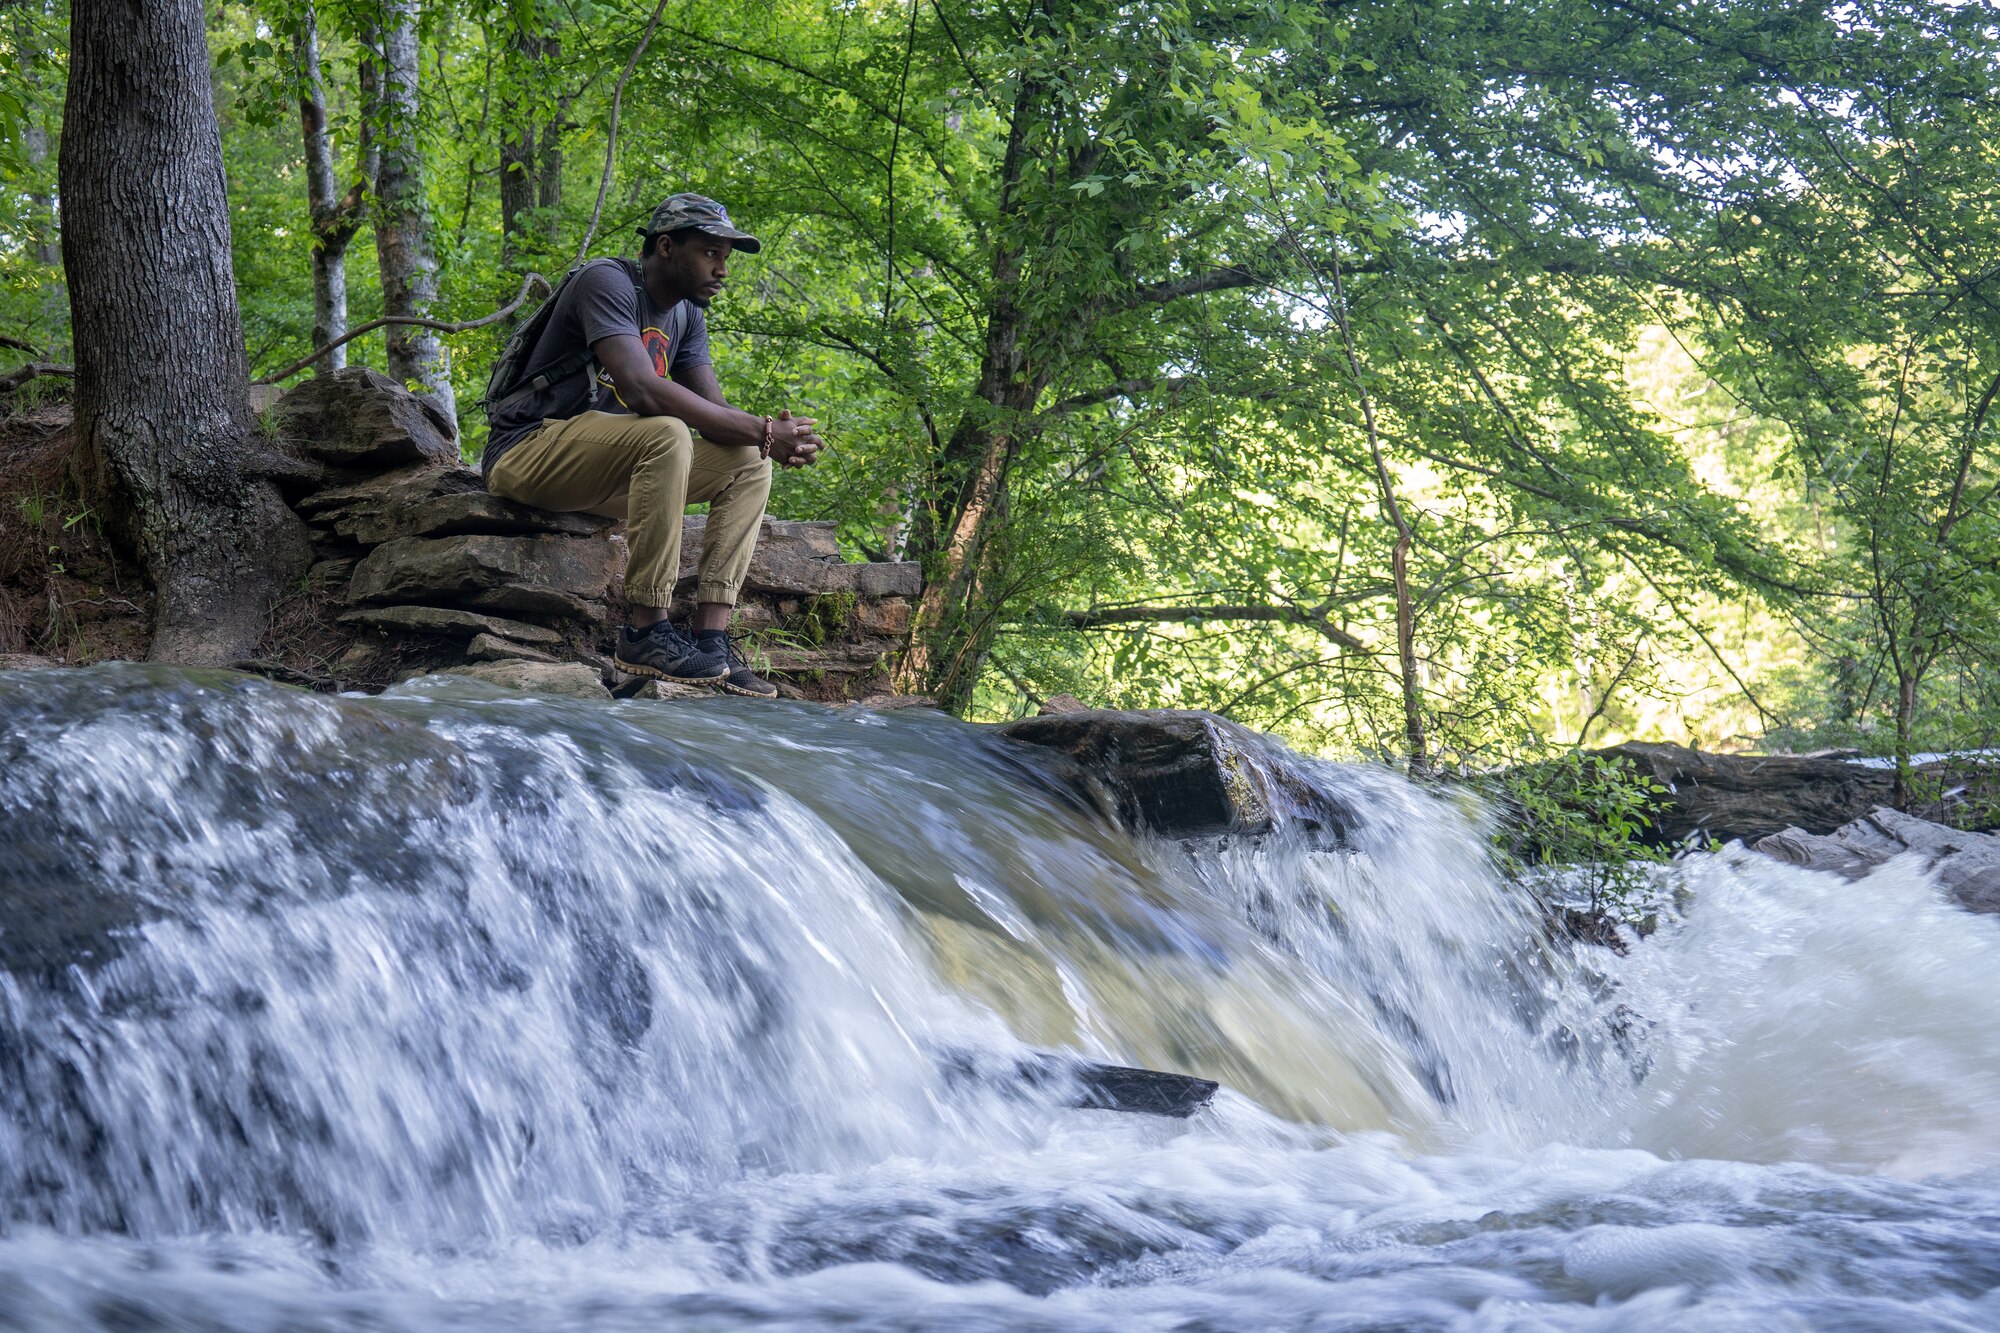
0, 665, 1997, 1330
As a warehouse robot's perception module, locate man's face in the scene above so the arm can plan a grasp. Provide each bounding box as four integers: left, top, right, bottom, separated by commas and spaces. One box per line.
662, 232, 732, 308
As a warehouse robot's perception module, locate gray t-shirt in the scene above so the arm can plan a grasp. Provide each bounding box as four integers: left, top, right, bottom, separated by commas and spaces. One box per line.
483, 257, 713, 472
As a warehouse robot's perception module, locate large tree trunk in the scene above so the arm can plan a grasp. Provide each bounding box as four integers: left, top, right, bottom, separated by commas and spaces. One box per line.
373, 0, 455, 420
297, 3, 366, 372
60, 0, 310, 664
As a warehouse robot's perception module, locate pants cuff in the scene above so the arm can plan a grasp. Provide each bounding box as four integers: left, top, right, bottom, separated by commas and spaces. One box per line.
626, 586, 678, 609
694, 582, 739, 606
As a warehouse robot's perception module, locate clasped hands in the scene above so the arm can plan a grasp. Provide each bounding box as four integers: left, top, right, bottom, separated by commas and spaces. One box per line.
767, 408, 824, 469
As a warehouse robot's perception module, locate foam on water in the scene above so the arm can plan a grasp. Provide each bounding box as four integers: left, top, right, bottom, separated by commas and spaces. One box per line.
0, 665, 1996, 1330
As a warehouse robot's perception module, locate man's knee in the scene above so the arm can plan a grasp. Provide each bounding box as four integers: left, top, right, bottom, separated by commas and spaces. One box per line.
633, 416, 694, 469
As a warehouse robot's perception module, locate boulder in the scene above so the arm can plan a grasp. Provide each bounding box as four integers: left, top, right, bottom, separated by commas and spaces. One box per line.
338, 604, 564, 645
0, 654, 59, 671
1593, 741, 1895, 845
347, 534, 618, 622
272, 367, 458, 469
438, 660, 610, 700
1037, 693, 1089, 716
1755, 808, 2000, 914
998, 708, 1352, 843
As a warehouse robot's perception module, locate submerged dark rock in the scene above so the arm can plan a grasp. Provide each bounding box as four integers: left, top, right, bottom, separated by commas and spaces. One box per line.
997, 709, 1352, 843
936, 1047, 1219, 1118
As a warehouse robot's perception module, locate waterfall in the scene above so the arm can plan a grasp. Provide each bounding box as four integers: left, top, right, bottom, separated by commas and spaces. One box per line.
1, 664, 1996, 1330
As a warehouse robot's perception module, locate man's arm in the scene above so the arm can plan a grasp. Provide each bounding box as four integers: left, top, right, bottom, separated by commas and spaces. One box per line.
593, 334, 822, 466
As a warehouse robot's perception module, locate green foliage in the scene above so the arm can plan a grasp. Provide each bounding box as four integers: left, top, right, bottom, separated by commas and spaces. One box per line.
12, 0, 2000, 779
1488, 751, 1673, 921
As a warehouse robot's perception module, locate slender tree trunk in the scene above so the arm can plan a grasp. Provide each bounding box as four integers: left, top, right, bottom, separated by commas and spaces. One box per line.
14, 10, 64, 352
1893, 664, 1922, 809
374, 0, 455, 419
498, 128, 536, 266
297, 3, 364, 373
499, 30, 565, 271
61, 0, 309, 663
897, 63, 1048, 708
1326, 254, 1427, 774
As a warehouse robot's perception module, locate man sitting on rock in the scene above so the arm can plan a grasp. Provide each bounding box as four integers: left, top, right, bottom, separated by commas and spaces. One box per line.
481, 193, 823, 697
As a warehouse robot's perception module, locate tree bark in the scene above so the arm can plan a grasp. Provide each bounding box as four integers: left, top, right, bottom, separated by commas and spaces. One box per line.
896, 60, 1048, 708
297, 3, 366, 373
60, 0, 309, 664
12, 8, 64, 353
499, 30, 566, 274
373, 0, 456, 420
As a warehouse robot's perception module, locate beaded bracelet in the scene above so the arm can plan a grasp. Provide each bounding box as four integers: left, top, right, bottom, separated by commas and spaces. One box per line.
759, 415, 775, 459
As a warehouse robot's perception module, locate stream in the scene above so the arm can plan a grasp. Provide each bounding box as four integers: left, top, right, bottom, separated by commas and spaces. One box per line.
0, 665, 1996, 1330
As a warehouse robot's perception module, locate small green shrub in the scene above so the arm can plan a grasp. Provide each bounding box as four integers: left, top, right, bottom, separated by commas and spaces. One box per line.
1488, 749, 1672, 921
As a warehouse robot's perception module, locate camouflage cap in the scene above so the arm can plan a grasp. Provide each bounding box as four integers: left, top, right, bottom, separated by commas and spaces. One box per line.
638, 193, 762, 253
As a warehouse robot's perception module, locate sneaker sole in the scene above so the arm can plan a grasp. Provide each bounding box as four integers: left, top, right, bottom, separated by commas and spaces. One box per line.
718, 678, 780, 699
614, 656, 728, 684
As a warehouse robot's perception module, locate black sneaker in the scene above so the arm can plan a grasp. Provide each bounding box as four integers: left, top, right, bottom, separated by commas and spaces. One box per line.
717, 637, 780, 699
614, 621, 728, 683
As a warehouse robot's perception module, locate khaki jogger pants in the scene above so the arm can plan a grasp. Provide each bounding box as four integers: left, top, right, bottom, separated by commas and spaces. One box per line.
487, 411, 772, 608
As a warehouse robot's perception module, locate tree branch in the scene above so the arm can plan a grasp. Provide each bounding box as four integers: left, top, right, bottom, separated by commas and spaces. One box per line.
1059, 602, 1370, 652
1115, 265, 1266, 312
253, 272, 550, 386
572, 0, 671, 263
0, 362, 75, 394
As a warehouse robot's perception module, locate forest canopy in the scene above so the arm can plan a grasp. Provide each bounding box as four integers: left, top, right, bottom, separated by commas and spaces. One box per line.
3, 0, 1998, 777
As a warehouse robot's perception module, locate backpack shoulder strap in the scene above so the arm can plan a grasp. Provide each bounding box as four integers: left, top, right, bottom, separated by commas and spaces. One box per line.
488, 258, 645, 409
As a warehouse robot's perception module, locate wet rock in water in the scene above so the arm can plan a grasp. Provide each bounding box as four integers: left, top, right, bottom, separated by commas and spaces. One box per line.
0, 668, 475, 974
0, 654, 58, 671
1592, 741, 1896, 845
855, 693, 941, 711
271, 366, 458, 469
998, 708, 1352, 843
1756, 807, 2000, 914
613, 677, 713, 701
936, 1047, 1219, 1118
437, 660, 610, 700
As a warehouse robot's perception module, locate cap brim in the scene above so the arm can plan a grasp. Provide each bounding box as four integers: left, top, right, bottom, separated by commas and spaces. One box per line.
702, 227, 762, 254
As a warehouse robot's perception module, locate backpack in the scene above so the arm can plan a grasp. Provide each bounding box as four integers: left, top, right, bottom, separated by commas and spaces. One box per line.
482, 258, 647, 416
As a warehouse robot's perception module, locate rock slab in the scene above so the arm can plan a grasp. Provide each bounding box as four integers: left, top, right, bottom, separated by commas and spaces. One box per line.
999, 708, 1351, 843
348, 534, 618, 621
1755, 807, 2000, 914
439, 660, 612, 700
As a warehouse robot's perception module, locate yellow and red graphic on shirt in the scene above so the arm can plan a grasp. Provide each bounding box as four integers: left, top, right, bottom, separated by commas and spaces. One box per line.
603, 325, 672, 408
